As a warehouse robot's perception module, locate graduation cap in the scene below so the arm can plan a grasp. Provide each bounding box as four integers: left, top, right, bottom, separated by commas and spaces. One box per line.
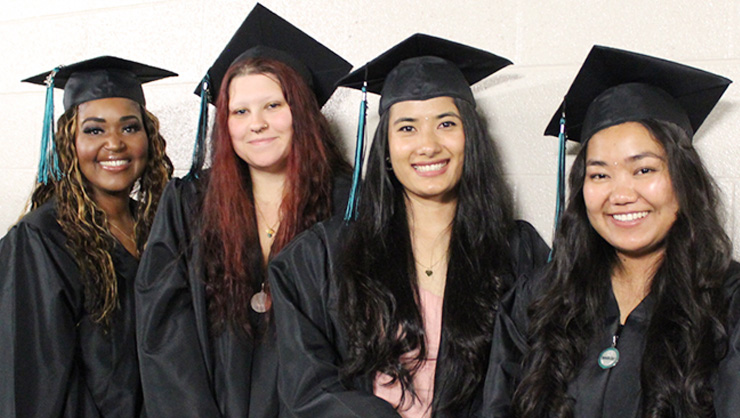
544, 45, 732, 143
22, 56, 177, 184
338, 33, 512, 115
544, 45, 731, 234
187, 2, 352, 178
337, 33, 512, 220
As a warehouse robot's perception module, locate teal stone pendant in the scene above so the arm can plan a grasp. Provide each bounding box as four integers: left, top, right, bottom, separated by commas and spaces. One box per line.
598, 347, 620, 369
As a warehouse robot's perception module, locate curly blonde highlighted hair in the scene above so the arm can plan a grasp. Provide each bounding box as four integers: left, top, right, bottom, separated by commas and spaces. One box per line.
29, 104, 172, 324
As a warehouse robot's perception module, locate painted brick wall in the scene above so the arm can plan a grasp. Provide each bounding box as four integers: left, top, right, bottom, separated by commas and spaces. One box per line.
2, 0, 739, 257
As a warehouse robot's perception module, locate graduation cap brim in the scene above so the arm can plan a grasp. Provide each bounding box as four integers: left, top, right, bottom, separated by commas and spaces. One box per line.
544, 45, 732, 142
22, 56, 177, 110
337, 33, 512, 113
196, 3, 351, 107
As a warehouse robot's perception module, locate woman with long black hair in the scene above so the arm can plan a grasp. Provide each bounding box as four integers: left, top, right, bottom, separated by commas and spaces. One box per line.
484, 45, 740, 418
270, 34, 549, 417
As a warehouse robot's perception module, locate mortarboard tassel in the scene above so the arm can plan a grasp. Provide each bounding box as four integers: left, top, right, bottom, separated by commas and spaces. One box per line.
343, 78, 368, 222
186, 75, 211, 180
37, 67, 62, 185
550, 105, 567, 261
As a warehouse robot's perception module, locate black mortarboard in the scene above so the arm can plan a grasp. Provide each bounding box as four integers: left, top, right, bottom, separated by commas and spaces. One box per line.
338, 33, 512, 115
544, 45, 732, 143
23, 56, 177, 111
187, 3, 351, 179
22, 56, 176, 185
196, 3, 351, 107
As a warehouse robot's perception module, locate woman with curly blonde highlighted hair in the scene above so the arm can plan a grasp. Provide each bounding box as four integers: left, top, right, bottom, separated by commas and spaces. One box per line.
0, 56, 175, 417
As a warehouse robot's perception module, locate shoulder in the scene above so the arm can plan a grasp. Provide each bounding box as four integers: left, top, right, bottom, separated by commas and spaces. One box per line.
724, 261, 740, 323
274, 215, 347, 266
507, 220, 551, 275
330, 172, 352, 217
5, 200, 66, 245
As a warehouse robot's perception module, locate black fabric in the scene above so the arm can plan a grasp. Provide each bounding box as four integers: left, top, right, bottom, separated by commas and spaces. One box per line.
269, 218, 550, 417
482, 261, 740, 417
543, 45, 731, 143
337, 33, 512, 114
0, 200, 142, 417
197, 3, 352, 106
135, 173, 349, 417
22, 56, 176, 111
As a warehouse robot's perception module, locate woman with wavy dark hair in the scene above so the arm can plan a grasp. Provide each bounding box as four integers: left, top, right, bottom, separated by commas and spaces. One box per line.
0, 56, 174, 417
134, 5, 351, 417
483, 46, 740, 418
269, 34, 549, 418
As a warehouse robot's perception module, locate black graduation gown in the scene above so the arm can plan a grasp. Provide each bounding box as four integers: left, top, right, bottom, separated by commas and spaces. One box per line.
135, 174, 349, 417
483, 261, 740, 418
0, 200, 142, 417
268, 217, 550, 417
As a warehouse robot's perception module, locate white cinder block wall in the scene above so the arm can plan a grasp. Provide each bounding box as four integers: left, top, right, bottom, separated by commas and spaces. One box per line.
2, 0, 739, 258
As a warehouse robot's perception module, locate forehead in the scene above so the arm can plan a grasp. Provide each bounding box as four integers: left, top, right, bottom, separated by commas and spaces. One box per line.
388, 96, 459, 119
228, 73, 284, 101
586, 122, 666, 160
77, 97, 142, 118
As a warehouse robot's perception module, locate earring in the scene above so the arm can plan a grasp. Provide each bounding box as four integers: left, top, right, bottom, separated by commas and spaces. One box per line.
385, 156, 393, 171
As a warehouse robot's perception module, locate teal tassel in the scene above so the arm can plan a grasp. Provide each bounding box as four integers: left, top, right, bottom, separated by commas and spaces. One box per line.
186, 74, 211, 179
343, 80, 368, 222
37, 67, 61, 184
550, 108, 567, 261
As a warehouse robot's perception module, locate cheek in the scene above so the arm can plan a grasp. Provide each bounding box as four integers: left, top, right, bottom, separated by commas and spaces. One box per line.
582, 183, 605, 213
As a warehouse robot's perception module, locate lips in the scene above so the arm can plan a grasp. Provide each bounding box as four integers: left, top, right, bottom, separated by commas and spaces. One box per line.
612, 211, 648, 222
413, 160, 448, 173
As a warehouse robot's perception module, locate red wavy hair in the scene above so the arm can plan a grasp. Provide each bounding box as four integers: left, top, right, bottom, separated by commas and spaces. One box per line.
200, 57, 347, 335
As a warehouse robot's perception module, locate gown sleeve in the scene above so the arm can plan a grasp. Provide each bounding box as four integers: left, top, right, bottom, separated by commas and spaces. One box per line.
0, 217, 80, 417
135, 179, 222, 417
715, 261, 740, 417
269, 223, 401, 418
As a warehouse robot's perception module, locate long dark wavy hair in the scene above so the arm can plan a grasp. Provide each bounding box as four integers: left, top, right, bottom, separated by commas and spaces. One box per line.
513, 120, 732, 417
338, 98, 516, 415
28, 104, 172, 325
200, 56, 348, 336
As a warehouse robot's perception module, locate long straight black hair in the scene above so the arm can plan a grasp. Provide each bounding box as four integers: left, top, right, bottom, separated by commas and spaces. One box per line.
338, 98, 517, 415
513, 120, 733, 417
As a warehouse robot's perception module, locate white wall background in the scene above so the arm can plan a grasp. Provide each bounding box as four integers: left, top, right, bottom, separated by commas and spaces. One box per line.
2, 0, 739, 258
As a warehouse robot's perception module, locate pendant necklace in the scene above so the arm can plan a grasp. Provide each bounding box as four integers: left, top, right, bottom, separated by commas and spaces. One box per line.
250, 282, 272, 313
598, 324, 623, 369
255, 202, 280, 239
108, 221, 139, 256
415, 252, 446, 277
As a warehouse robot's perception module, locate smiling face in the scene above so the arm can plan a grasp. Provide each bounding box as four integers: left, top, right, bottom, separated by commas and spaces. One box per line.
227, 73, 293, 174
583, 121, 679, 259
387, 96, 465, 204
75, 97, 149, 202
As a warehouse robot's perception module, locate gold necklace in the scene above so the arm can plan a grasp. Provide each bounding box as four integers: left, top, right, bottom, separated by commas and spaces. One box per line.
415, 251, 447, 277
255, 202, 280, 238
108, 221, 138, 255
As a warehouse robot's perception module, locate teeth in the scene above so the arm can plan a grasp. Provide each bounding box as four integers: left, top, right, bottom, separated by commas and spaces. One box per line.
413, 161, 447, 172
99, 160, 128, 167
613, 211, 648, 222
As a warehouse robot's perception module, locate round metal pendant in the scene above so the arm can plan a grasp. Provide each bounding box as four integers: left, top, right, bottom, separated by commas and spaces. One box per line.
250, 290, 272, 313
598, 347, 620, 369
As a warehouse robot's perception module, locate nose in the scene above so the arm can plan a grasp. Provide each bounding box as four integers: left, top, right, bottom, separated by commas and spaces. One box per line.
104, 132, 125, 151
608, 176, 638, 205
250, 112, 268, 133
416, 129, 443, 157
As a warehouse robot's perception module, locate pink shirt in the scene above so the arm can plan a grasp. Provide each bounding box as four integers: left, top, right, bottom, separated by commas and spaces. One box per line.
374, 288, 444, 418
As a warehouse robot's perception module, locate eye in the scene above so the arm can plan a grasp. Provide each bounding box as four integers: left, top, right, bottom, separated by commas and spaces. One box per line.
82, 126, 104, 135
589, 173, 608, 180
267, 102, 283, 110
636, 167, 656, 175
122, 123, 142, 134
439, 120, 457, 129
397, 125, 415, 133
231, 108, 247, 116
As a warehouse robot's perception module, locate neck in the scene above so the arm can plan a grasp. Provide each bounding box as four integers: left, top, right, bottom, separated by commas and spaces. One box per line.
250, 169, 286, 203
611, 248, 664, 323
93, 191, 133, 224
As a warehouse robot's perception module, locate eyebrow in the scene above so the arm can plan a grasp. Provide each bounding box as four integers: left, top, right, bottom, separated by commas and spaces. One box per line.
81, 115, 141, 124
391, 111, 461, 125
586, 151, 666, 166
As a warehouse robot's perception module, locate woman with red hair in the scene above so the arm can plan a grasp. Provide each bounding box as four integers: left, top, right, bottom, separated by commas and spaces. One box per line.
134, 5, 351, 416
